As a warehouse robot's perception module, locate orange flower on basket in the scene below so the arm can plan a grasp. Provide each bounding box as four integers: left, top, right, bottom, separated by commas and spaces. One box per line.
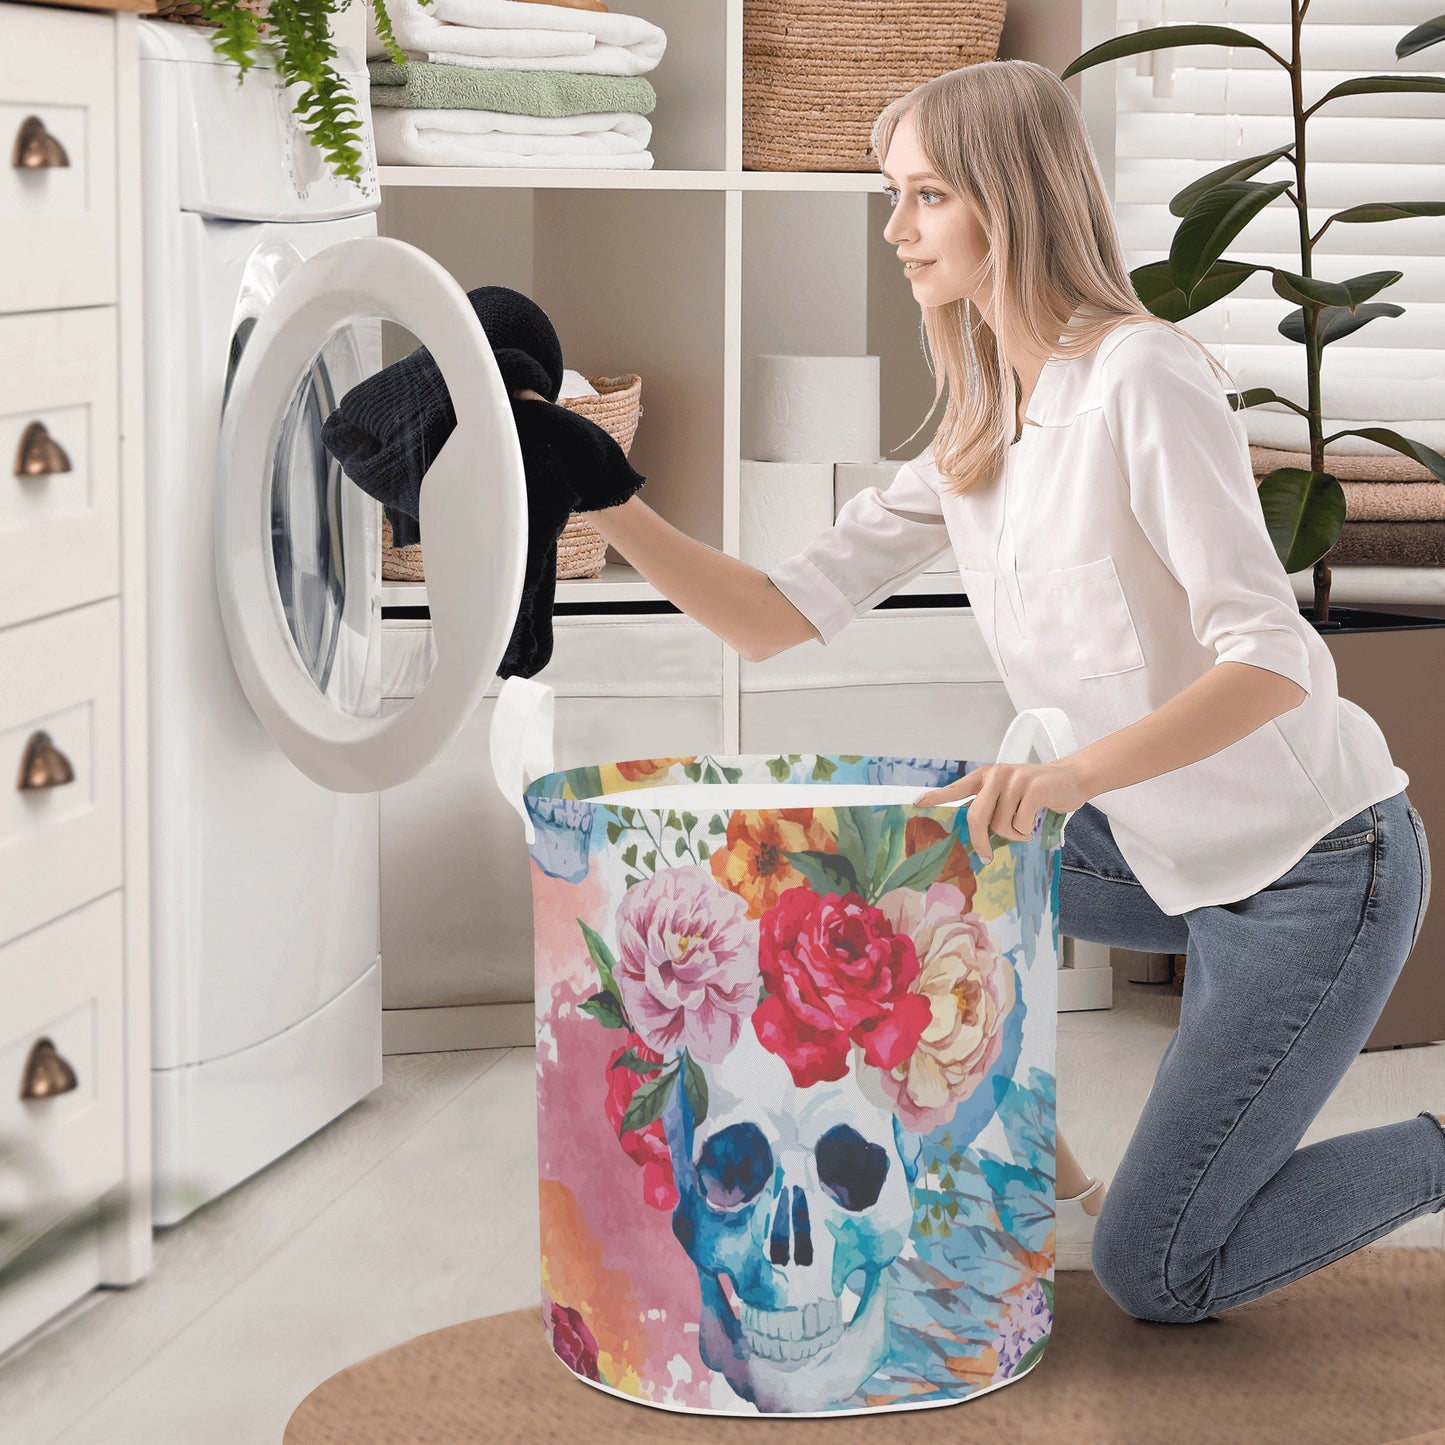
600, 756, 697, 791
709, 808, 838, 920
905, 815, 977, 905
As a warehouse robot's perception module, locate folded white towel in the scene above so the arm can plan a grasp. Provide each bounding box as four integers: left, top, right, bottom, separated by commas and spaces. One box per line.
366, 0, 667, 75
372, 107, 654, 167
1246, 408, 1445, 455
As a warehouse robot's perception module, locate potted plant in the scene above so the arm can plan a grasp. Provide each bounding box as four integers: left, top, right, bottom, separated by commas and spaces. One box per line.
186, 0, 418, 194
1064, 7, 1445, 626
1064, 8, 1445, 1050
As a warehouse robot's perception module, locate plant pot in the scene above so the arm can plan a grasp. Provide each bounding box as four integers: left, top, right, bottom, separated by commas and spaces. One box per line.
1303, 604, 1445, 1051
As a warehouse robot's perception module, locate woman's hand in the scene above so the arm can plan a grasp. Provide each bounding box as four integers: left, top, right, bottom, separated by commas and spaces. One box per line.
914, 759, 1092, 862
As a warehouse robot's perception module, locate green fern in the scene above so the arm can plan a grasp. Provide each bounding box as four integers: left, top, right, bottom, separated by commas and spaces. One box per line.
194, 0, 436, 190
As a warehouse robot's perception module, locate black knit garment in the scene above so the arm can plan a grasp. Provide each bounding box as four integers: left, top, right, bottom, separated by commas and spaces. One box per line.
318, 285, 646, 677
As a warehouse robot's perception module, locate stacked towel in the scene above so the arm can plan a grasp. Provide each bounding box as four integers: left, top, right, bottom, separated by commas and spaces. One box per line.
1250, 444, 1445, 567
366, 0, 666, 168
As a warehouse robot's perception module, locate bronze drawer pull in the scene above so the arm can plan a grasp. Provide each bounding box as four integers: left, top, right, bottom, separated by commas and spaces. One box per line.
20, 1037, 78, 1100
12, 116, 69, 170
18, 730, 74, 791
14, 421, 72, 478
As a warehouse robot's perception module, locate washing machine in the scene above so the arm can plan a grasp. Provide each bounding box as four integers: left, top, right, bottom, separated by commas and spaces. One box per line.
138, 24, 527, 1224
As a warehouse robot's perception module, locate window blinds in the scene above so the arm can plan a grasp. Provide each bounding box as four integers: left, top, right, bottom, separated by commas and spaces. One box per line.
1112, 0, 1445, 446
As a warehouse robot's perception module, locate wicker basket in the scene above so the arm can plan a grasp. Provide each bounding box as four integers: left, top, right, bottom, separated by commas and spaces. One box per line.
742, 0, 1007, 172
142, 0, 268, 29
381, 373, 644, 583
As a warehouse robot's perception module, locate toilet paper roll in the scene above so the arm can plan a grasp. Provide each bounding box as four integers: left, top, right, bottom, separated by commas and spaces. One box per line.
740, 461, 835, 571
753, 355, 881, 463
835, 461, 957, 575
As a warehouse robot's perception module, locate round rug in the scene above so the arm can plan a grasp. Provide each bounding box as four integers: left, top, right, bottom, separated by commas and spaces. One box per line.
285, 1247, 1445, 1444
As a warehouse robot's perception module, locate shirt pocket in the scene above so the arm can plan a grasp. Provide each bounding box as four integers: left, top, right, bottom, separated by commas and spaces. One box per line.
1045, 555, 1146, 680
956, 565, 1008, 678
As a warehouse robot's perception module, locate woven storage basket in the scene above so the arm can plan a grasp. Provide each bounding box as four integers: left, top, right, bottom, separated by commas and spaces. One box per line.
142, 0, 268, 29
380, 373, 644, 583
742, 0, 1007, 172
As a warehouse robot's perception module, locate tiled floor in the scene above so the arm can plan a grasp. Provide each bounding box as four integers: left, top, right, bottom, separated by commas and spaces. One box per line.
1, 960, 1441, 1445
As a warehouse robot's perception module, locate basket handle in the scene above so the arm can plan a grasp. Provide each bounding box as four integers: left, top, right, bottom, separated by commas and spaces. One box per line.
995, 706, 1079, 767
489, 674, 556, 845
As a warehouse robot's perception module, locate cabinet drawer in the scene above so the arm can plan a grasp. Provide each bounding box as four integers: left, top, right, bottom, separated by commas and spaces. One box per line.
0, 5, 117, 315
0, 891, 126, 1274
0, 307, 120, 631
0, 601, 123, 949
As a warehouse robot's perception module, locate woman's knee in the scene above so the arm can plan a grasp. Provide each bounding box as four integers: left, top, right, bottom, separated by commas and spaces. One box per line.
1089, 1194, 1216, 1325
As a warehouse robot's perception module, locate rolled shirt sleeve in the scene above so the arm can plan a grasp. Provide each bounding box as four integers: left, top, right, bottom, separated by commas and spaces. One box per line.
1100, 327, 1313, 697
765, 456, 953, 645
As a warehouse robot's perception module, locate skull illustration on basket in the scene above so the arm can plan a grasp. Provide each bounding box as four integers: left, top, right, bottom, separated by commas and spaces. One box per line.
663, 1027, 924, 1412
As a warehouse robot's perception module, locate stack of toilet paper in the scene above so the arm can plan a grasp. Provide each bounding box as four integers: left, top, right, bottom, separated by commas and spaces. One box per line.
742, 355, 953, 575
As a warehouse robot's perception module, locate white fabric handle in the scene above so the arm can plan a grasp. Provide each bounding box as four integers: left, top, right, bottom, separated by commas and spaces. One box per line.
995, 706, 1079, 767
488, 674, 556, 844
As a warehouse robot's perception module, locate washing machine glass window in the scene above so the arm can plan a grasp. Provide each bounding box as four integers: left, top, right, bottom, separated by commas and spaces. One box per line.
214, 234, 527, 794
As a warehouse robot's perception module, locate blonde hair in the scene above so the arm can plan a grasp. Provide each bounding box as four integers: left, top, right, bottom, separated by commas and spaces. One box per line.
871, 59, 1240, 497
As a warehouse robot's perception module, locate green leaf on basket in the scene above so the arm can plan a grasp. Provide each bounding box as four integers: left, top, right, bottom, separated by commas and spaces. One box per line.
578, 918, 622, 1001
682, 812, 697, 832
610, 1048, 662, 1074
675, 838, 687, 857
879, 833, 957, 895
721, 766, 743, 784
606, 821, 621, 844
682, 1051, 709, 1128
783, 849, 863, 897
767, 756, 791, 781
683, 762, 702, 782
1015, 1334, 1049, 1374
698, 841, 711, 860
1256, 468, 1347, 574
581, 990, 628, 1030
618, 1069, 677, 1137
1041, 1277, 1055, 1312
1169, 146, 1293, 217
623, 843, 638, 867
832, 810, 870, 885
644, 849, 657, 870
871, 814, 907, 897
1060, 23, 1283, 80
1278, 301, 1404, 346
1324, 428, 1445, 483
810, 756, 837, 782
709, 816, 726, 835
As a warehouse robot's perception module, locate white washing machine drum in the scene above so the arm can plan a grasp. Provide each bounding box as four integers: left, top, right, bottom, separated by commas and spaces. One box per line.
216, 235, 527, 793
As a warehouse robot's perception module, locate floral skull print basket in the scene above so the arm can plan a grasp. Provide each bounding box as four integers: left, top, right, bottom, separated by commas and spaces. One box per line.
489, 674, 1082, 1419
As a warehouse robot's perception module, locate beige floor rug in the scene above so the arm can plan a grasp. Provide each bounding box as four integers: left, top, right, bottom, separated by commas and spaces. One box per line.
285, 1248, 1445, 1445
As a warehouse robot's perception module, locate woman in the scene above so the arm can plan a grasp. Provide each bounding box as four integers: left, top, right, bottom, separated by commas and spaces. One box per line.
572, 59, 1445, 1326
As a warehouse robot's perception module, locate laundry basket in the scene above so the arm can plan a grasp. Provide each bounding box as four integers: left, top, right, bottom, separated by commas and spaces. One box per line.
489, 675, 1079, 1417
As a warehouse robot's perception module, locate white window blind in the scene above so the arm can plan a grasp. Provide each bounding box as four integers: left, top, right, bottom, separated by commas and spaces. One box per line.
1113, 0, 1445, 448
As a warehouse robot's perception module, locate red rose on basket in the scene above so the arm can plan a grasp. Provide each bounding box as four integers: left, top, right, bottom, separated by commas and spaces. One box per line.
545, 1300, 601, 1380
603, 1034, 678, 1211
752, 888, 932, 1088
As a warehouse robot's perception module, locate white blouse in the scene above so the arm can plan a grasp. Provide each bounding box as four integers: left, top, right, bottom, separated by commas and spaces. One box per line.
766, 319, 1408, 916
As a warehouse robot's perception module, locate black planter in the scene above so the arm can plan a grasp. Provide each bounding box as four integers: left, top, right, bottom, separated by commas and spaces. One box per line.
1301, 602, 1445, 1051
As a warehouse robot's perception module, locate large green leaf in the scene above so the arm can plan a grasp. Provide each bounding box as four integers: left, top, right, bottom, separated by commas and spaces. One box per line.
878, 833, 957, 895
1256, 468, 1347, 574
1131, 258, 1261, 321
782, 848, 862, 897
1308, 76, 1445, 114
1169, 180, 1292, 296
1323, 429, 1445, 484
1327, 201, 1445, 224
1271, 269, 1402, 309
1397, 18, 1445, 58
1170, 146, 1293, 218
1061, 24, 1284, 80
1227, 386, 1301, 413
618, 1068, 677, 1137
1277, 301, 1404, 345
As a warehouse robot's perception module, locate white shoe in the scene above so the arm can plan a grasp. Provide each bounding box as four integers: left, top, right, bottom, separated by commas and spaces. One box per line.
1056, 1176, 1106, 1271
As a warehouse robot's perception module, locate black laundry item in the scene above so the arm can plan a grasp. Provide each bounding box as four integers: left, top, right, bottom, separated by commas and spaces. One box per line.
319, 285, 646, 677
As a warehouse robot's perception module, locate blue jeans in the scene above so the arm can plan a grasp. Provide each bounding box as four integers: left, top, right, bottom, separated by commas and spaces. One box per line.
1059, 788, 1445, 1325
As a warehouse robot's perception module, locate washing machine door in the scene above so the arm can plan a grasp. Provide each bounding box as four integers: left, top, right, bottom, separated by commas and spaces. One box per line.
215, 235, 526, 792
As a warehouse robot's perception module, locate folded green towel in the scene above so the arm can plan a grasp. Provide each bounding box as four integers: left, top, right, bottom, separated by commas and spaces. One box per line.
368, 61, 656, 117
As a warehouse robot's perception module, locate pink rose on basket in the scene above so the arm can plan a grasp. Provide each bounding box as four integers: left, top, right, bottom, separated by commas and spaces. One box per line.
753, 888, 932, 1088
876, 882, 1016, 1133
613, 865, 761, 1063
543, 1298, 601, 1381
602, 1034, 678, 1211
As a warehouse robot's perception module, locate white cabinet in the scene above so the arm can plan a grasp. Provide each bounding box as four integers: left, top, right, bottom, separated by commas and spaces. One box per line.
0, 4, 151, 1363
